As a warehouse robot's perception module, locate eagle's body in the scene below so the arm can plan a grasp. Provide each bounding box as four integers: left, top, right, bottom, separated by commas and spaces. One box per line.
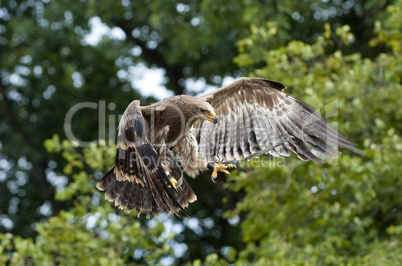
97, 78, 356, 217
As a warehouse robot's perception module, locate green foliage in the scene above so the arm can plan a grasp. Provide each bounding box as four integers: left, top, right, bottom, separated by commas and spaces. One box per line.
222, 1, 402, 264
0, 211, 171, 265
0, 0, 146, 238
2, 136, 173, 265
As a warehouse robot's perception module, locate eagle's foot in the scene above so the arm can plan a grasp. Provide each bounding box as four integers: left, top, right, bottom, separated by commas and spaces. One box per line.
207, 163, 236, 182
169, 177, 178, 188
167, 174, 183, 192
166, 171, 179, 189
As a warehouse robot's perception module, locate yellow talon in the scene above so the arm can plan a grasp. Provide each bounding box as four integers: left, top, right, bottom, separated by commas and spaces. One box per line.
169, 177, 177, 188
227, 163, 236, 169
211, 164, 231, 179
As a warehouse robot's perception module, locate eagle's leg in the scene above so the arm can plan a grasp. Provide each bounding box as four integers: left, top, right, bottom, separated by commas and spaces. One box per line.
207, 163, 236, 182
162, 153, 184, 191
165, 171, 183, 191
163, 167, 178, 189
168, 175, 178, 188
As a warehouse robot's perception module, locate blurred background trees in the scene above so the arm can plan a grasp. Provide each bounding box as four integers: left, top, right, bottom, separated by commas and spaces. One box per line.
1, 0, 401, 264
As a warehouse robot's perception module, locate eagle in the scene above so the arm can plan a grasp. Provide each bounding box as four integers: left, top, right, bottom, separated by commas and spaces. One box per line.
97, 77, 356, 218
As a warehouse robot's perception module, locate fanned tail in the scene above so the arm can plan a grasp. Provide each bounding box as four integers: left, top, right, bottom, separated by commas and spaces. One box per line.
97, 166, 196, 218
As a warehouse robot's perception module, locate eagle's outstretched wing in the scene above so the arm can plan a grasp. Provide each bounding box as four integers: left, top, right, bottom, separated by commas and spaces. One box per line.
195, 77, 355, 163
96, 100, 195, 218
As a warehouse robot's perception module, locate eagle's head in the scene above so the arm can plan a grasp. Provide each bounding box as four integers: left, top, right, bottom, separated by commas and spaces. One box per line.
163, 95, 218, 126
193, 101, 217, 124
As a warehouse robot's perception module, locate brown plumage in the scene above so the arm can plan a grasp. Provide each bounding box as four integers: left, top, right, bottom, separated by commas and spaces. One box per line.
97, 77, 356, 218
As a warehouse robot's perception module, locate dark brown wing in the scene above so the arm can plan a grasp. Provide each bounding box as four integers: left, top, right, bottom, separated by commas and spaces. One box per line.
96, 100, 196, 218
195, 77, 355, 163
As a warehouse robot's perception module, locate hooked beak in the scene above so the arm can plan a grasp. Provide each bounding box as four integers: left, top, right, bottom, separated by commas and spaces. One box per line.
199, 111, 218, 124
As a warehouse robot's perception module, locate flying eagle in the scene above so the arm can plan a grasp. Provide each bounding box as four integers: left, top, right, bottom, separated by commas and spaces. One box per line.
97, 77, 355, 218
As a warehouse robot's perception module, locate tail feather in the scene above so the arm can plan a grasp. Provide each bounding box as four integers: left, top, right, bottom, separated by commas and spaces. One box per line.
96, 166, 196, 218
96, 168, 115, 191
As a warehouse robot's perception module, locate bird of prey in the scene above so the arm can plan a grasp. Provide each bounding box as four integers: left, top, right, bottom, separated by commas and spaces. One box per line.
97, 77, 356, 218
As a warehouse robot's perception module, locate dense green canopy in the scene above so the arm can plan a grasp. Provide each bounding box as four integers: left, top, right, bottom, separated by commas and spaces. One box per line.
1, 0, 401, 264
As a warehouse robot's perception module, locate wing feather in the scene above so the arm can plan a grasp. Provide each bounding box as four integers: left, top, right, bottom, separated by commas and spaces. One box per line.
208, 122, 216, 162
195, 77, 356, 163
239, 107, 252, 157
254, 109, 280, 156
217, 113, 227, 161
246, 110, 259, 154
235, 106, 247, 158
212, 125, 219, 159
222, 115, 232, 160
97, 100, 194, 218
